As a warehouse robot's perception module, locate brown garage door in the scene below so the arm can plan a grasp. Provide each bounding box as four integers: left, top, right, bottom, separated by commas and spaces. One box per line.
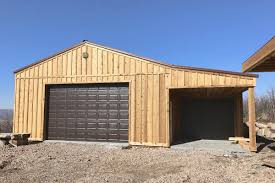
45, 83, 129, 142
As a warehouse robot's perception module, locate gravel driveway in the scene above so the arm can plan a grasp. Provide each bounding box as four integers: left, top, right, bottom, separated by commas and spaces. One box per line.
0, 142, 274, 183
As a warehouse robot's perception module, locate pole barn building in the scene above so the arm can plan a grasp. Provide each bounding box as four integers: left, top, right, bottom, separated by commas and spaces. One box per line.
13, 41, 258, 150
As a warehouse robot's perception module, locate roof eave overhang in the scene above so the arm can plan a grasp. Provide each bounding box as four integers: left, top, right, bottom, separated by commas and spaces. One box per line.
242, 36, 275, 73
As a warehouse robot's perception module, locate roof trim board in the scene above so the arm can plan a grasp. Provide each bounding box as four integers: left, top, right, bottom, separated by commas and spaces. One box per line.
242, 36, 275, 72
14, 40, 258, 78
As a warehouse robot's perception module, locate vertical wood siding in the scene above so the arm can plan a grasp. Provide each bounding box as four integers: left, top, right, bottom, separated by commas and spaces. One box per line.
13, 43, 256, 146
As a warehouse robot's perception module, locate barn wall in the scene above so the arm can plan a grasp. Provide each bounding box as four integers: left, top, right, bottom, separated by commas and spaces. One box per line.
13, 43, 256, 146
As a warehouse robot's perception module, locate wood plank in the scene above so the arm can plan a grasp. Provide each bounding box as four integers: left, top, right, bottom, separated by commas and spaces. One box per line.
87, 46, 92, 75
97, 49, 103, 75
62, 54, 67, 83
18, 73, 25, 133
36, 65, 43, 139
130, 58, 136, 74
229, 137, 250, 142
102, 50, 108, 75
57, 56, 62, 83
248, 87, 257, 152
130, 77, 136, 142
119, 55, 125, 75
52, 58, 57, 83
113, 54, 119, 80
135, 75, 142, 143
67, 51, 72, 82
76, 47, 82, 82
92, 47, 98, 76
27, 68, 34, 134
152, 74, 160, 144
198, 73, 205, 86
159, 74, 166, 144
23, 70, 29, 133
32, 67, 39, 139
71, 49, 77, 82
107, 52, 113, 75
102, 50, 108, 81
146, 74, 153, 143
141, 74, 148, 143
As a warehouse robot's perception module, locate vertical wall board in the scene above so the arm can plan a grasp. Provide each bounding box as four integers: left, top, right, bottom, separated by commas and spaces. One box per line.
57, 56, 62, 83
147, 63, 153, 74
153, 64, 159, 74
76, 47, 82, 80
31, 67, 39, 139
62, 54, 67, 82
36, 65, 43, 139
198, 73, 205, 86
23, 70, 30, 133
136, 59, 142, 74
130, 77, 136, 142
97, 49, 103, 75
113, 54, 119, 80
141, 74, 148, 143
27, 69, 34, 134
48, 59, 53, 83
52, 58, 58, 83
82, 46, 87, 76
141, 61, 147, 74
204, 73, 211, 86
146, 74, 153, 143
159, 74, 166, 144
231, 77, 237, 86
18, 73, 25, 133
159, 66, 165, 73
71, 49, 77, 82
225, 76, 231, 85
102, 50, 108, 82
191, 72, 198, 86
119, 56, 125, 76
171, 70, 177, 87
87, 46, 92, 75
177, 71, 185, 87
165, 74, 172, 145
130, 58, 136, 74
184, 71, 190, 86
107, 52, 113, 75
152, 74, 160, 144
135, 75, 142, 143
67, 52, 72, 83
218, 75, 225, 85
124, 57, 130, 75
92, 48, 98, 76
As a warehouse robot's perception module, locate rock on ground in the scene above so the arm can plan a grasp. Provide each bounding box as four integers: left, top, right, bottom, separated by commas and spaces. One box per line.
0, 143, 274, 183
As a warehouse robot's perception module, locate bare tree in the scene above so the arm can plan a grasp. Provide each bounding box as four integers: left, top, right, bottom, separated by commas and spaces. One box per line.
243, 87, 275, 123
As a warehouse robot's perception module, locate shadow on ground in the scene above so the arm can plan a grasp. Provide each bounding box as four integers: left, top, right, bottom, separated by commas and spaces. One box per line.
257, 135, 275, 153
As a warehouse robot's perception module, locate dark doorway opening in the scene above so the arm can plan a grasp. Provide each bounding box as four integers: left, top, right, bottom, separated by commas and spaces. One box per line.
170, 87, 246, 144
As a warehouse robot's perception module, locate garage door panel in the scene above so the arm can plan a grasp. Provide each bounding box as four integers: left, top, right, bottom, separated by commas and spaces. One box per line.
46, 83, 129, 142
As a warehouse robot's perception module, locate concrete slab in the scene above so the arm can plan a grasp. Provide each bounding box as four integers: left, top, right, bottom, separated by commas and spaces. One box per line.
43, 140, 129, 149
171, 140, 250, 155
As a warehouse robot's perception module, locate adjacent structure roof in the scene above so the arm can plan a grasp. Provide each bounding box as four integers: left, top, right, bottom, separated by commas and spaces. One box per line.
242, 36, 275, 72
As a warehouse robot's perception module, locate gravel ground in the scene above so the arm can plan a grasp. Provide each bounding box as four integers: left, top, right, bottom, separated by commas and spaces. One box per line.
0, 142, 274, 183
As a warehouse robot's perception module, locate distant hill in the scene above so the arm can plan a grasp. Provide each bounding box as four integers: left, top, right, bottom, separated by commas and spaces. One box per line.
0, 109, 13, 121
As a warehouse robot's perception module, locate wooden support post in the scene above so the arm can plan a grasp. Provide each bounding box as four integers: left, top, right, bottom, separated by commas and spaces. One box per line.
248, 87, 257, 152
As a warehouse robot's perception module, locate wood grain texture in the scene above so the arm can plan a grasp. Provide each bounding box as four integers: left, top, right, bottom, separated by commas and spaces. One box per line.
13, 43, 257, 147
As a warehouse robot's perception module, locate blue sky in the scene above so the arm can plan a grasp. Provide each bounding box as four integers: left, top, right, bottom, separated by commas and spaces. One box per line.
0, 0, 274, 109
